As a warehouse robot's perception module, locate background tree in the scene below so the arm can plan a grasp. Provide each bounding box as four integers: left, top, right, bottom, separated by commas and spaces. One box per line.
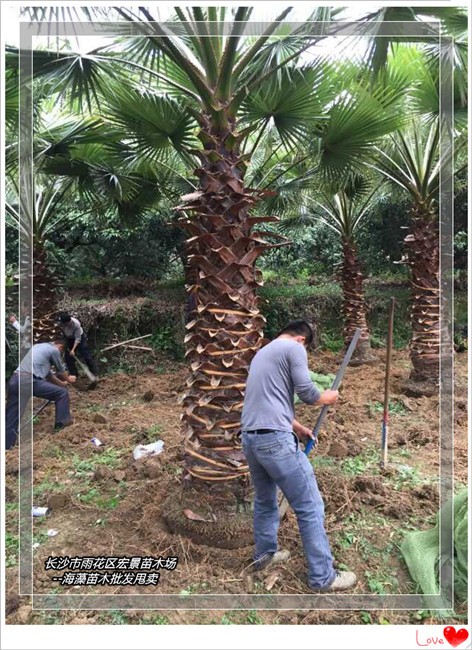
283, 176, 383, 364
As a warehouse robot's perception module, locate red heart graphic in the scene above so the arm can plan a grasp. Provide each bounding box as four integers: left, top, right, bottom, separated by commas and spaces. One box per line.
443, 626, 469, 648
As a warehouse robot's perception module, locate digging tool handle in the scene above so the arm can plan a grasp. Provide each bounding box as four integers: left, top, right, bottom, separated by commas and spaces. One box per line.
74, 356, 97, 383
304, 328, 362, 456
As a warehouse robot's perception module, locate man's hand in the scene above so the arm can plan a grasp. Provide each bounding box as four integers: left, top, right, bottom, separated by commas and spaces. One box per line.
298, 425, 315, 443
66, 375, 77, 384
317, 389, 339, 406
8, 314, 17, 323
70, 349, 76, 357
292, 419, 315, 443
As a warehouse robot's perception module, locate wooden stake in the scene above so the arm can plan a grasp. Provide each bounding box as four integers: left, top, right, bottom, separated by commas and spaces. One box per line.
101, 334, 152, 352
381, 297, 396, 467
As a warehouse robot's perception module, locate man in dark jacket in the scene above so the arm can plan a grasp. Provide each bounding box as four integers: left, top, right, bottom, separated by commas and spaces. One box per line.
57, 312, 98, 378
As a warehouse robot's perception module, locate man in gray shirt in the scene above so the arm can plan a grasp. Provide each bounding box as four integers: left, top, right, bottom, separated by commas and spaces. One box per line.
58, 312, 98, 378
5, 341, 76, 449
241, 319, 357, 592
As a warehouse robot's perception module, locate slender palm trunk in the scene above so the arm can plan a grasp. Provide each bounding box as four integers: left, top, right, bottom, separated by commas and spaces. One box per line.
341, 236, 373, 363
404, 206, 440, 384
178, 115, 273, 492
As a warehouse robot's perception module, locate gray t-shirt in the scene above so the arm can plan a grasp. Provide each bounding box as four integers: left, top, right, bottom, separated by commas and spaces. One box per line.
16, 343, 66, 379
241, 338, 321, 433
61, 317, 83, 343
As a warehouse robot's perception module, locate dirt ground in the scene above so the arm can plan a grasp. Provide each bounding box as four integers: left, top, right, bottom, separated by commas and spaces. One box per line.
4, 349, 468, 626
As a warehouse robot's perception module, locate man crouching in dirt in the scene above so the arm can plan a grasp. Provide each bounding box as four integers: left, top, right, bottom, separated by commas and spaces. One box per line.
5, 340, 76, 450
240, 319, 357, 592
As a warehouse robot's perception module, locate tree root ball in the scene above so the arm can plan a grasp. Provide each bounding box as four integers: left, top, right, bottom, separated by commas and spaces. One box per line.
162, 489, 254, 550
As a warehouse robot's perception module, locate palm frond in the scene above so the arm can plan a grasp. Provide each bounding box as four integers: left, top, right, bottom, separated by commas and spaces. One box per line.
239, 65, 327, 151
104, 85, 199, 158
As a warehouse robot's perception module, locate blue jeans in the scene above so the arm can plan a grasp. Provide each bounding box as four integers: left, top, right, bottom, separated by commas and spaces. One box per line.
242, 430, 336, 589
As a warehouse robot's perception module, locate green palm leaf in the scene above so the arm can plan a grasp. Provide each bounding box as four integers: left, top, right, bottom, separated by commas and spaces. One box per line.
104, 85, 199, 157
239, 65, 327, 151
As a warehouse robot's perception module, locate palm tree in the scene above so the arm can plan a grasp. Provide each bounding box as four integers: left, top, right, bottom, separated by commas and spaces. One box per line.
372, 120, 465, 389
367, 29, 467, 389
310, 178, 381, 364
15, 8, 348, 497
6, 48, 190, 340
6, 175, 74, 342
14, 8, 465, 517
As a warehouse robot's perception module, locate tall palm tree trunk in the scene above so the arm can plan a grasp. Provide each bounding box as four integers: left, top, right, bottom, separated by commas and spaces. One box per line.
32, 241, 61, 342
178, 116, 272, 494
404, 206, 440, 385
341, 236, 374, 363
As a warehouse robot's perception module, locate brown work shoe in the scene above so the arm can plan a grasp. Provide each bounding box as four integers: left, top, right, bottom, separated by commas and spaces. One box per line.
252, 549, 291, 572
311, 571, 357, 592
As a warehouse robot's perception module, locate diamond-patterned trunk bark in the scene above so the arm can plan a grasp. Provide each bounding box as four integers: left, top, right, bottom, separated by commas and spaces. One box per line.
31, 242, 61, 343
404, 206, 440, 382
177, 118, 279, 488
341, 237, 372, 362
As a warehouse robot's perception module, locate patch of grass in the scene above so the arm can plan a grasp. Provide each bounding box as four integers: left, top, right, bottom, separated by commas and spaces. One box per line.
72, 449, 123, 476
99, 494, 121, 510
245, 610, 265, 625
33, 530, 50, 545
142, 423, 163, 442
389, 465, 430, 491
150, 327, 185, 361
320, 331, 344, 353
395, 448, 412, 458
5, 502, 18, 511
339, 531, 357, 549
220, 614, 235, 625
109, 610, 128, 625
360, 611, 373, 624
162, 462, 183, 477
38, 613, 63, 625
368, 399, 409, 416
150, 615, 169, 625
336, 510, 406, 575
77, 486, 100, 504
179, 582, 208, 596
76, 486, 121, 510
43, 445, 63, 459
340, 447, 381, 477
33, 477, 63, 498
311, 455, 336, 470
107, 360, 136, 375
6, 532, 18, 567
365, 569, 399, 595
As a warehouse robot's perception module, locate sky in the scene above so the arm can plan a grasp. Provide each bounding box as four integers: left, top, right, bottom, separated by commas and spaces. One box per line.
1, 3, 380, 60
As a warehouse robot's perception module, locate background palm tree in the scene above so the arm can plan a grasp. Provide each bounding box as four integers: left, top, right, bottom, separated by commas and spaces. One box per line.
282, 175, 382, 364
372, 120, 465, 389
